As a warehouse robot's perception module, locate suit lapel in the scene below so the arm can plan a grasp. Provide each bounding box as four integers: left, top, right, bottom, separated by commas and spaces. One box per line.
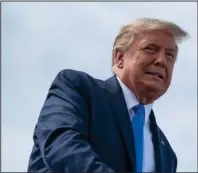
149, 111, 166, 172
104, 75, 136, 172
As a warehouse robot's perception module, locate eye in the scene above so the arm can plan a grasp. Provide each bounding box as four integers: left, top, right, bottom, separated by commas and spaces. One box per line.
166, 53, 175, 60
144, 47, 157, 54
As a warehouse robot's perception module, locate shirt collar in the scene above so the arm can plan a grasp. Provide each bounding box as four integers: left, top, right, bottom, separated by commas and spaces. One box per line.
116, 76, 153, 125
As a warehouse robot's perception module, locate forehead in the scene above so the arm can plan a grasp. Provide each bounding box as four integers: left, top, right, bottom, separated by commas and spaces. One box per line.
135, 30, 177, 50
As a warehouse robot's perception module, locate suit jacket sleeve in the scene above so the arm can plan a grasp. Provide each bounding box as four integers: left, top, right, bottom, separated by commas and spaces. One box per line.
33, 70, 115, 172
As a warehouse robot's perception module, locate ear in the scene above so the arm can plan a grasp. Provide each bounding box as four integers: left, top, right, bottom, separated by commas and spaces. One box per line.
113, 49, 124, 69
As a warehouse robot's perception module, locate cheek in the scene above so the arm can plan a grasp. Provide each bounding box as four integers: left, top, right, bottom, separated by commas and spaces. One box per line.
138, 55, 154, 71
164, 67, 174, 88
124, 54, 148, 78
167, 65, 174, 79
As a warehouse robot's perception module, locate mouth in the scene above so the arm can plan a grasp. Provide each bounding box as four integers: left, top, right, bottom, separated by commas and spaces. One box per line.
145, 72, 164, 82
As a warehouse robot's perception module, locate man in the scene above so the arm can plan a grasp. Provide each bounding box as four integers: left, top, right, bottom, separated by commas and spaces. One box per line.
27, 18, 188, 172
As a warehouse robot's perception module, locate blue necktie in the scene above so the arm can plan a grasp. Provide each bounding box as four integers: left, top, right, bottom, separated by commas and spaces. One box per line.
132, 104, 145, 172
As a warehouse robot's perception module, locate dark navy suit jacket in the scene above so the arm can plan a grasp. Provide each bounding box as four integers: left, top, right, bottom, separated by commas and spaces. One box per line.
28, 69, 177, 172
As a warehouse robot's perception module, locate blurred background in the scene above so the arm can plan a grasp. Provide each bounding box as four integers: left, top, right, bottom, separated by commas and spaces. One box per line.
2, 2, 197, 172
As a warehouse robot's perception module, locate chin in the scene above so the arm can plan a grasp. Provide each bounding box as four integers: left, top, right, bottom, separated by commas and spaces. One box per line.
143, 82, 165, 94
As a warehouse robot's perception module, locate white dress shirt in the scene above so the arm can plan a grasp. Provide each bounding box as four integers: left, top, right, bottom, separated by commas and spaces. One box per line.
116, 76, 155, 172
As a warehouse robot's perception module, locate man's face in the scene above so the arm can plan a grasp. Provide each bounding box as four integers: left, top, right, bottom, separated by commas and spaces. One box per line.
116, 30, 177, 103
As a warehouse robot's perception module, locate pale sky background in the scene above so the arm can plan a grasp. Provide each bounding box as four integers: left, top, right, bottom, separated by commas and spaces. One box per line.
2, 2, 197, 172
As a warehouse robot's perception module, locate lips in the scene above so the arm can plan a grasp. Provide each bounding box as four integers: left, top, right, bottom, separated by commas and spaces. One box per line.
145, 71, 165, 81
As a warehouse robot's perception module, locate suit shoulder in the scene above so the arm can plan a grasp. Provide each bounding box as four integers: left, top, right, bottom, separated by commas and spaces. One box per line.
53, 69, 105, 91
55, 69, 93, 85
57, 69, 92, 80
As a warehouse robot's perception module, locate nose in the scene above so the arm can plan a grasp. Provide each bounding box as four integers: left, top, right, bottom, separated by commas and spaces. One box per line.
153, 51, 166, 68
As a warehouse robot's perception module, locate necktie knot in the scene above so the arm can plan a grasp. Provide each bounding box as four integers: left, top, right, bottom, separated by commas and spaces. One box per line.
133, 104, 145, 114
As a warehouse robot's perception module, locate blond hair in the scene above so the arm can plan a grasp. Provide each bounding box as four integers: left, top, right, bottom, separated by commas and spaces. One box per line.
112, 18, 189, 66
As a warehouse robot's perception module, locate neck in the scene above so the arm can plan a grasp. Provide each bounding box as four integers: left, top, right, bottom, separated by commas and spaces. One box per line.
134, 87, 157, 105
